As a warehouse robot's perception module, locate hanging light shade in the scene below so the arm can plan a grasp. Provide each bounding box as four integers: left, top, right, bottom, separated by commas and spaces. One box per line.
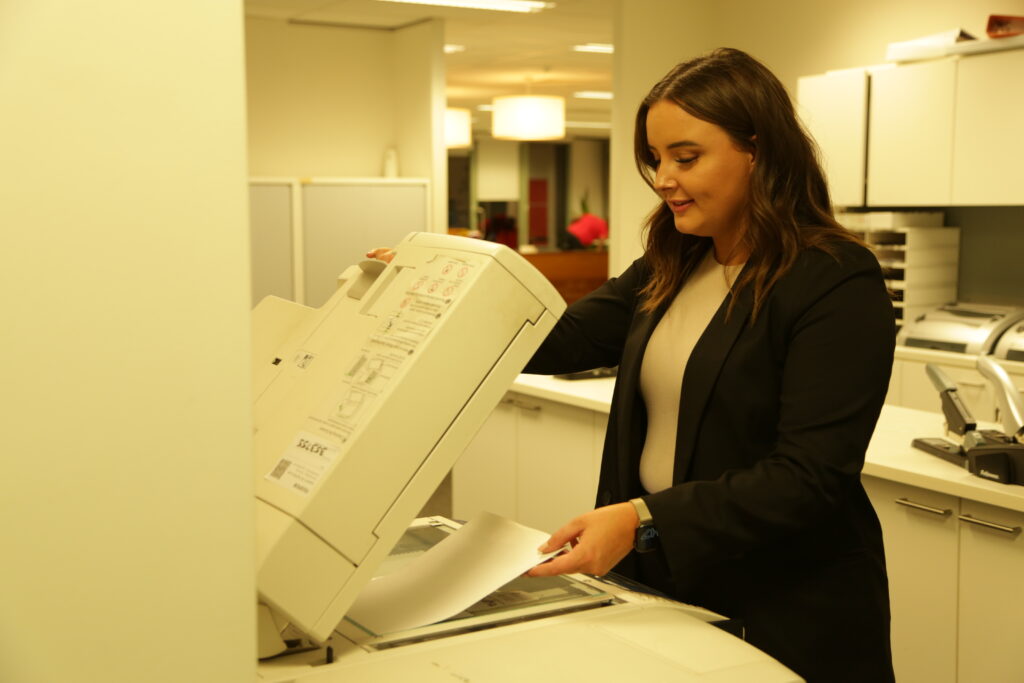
445, 108, 472, 148
491, 95, 565, 141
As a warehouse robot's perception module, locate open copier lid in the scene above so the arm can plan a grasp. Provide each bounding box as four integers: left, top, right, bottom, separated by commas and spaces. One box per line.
251, 233, 566, 647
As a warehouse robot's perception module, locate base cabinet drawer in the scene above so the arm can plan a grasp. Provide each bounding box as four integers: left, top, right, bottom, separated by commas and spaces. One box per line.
957, 500, 1024, 683
864, 476, 958, 683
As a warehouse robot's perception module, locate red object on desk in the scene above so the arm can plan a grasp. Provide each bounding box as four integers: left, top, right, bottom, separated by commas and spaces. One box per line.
987, 14, 1024, 38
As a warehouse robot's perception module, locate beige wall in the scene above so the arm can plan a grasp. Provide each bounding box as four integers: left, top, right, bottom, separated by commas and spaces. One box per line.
0, 2, 255, 682
568, 138, 609, 221
245, 17, 447, 232
609, 0, 1024, 275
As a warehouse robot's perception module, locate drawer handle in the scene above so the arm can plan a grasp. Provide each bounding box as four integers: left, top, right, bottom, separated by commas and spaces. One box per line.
512, 399, 542, 412
895, 498, 952, 516
958, 514, 1022, 536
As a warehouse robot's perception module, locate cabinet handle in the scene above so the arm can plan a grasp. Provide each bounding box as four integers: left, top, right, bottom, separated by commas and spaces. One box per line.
958, 514, 1022, 536
957, 381, 985, 389
512, 399, 542, 412
895, 498, 953, 516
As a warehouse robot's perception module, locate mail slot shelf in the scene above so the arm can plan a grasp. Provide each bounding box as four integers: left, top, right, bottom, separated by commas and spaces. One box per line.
837, 221, 961, 336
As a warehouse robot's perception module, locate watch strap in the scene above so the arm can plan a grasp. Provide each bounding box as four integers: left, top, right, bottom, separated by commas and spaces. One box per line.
630, 497, 653, 526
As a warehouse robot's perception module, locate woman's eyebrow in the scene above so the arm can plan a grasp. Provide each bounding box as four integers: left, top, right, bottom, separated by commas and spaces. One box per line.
666, 140, 700, 150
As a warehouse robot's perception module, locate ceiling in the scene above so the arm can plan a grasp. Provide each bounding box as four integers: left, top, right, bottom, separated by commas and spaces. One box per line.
244, 0, 615, 136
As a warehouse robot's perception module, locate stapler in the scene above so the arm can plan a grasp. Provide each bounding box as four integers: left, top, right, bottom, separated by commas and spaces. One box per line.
911, 356, 1024, 485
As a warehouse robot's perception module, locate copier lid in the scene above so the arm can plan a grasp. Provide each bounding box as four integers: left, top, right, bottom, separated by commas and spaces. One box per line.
252, 232, 566, 644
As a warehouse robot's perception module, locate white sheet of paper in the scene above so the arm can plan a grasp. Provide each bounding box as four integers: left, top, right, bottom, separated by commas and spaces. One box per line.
345, 511, 559, 634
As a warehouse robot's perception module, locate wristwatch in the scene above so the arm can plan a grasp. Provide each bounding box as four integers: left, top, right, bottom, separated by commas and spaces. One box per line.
629, 497, 659, 553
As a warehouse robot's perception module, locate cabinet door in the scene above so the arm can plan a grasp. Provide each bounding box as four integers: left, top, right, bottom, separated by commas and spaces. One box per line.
886, 358, 904, 406
867, 59, 956, 206
898, 359, 997, 421
515, 396, 601, 533
863, 476, 959, 683
451, 397, 517, 522
953, 49, 1024, 205
957, 500, 1024, 682
796, 69, 868, 208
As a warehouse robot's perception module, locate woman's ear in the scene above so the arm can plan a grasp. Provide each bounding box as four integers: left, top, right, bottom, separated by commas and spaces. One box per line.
748, 134, 757, 166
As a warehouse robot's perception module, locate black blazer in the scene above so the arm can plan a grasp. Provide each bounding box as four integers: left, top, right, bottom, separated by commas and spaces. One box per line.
525, 239, 896, 681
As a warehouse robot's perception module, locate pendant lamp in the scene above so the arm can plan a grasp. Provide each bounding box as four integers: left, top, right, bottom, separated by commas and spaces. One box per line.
445, 108, 472, 148
491, 95, 565, 141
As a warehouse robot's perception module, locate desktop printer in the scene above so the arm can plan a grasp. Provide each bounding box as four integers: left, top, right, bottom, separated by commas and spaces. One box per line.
896, 303, 1024, 354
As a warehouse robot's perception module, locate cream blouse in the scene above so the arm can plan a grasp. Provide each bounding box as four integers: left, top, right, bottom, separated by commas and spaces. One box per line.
638, 251, 743, 493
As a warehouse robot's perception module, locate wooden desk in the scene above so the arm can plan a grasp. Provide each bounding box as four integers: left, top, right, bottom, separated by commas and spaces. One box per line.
521, 250, 609, 305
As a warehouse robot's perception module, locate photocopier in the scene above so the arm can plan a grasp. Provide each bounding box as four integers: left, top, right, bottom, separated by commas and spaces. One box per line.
250, 232, 800, 682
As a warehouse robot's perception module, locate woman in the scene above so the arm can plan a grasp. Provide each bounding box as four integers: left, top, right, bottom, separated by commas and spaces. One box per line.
521, 48, 896, 681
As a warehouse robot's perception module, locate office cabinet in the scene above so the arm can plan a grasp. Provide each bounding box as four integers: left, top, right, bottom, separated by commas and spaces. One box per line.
889, 352, 1024, 425
796, 69, 868, 208
802, 47, 1024, 207
952, 49, 1024, 205
865, 476, 1024, 683
453, 392, 606, 533
957, 500, 1024, 682
515, 395, 605, 533
895, 357, 997, 420
863, 476, 959, 683
452, 398, 518, 521
867, 59, 957, 206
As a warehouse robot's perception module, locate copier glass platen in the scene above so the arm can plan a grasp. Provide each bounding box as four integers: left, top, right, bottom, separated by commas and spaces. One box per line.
252, 233, 801, 682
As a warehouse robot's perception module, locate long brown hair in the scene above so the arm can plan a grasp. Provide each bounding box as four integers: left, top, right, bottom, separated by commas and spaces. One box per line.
633, 48, 862, 318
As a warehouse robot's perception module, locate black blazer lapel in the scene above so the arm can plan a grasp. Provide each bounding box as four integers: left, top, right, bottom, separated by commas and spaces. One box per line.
614, 302, 667, 494
673, 284, 753, 483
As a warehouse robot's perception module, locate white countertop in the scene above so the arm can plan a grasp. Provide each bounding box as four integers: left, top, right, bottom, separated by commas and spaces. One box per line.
511, 374, 1024, 513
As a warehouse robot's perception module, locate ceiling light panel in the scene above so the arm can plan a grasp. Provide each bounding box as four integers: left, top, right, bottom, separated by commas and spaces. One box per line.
572, 43, 614, 54
574, 90, 612, 100
374, 0, 553, 13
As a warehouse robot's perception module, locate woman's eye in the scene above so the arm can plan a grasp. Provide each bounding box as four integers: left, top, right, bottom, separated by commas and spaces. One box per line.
675, 156, 697, 165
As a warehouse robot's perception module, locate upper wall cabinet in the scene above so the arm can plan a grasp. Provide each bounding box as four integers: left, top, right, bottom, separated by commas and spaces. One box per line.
952, 49, 1024, 205
867, 59, 957, 207
797, 69, 868, 208
802, 47, 1024, 208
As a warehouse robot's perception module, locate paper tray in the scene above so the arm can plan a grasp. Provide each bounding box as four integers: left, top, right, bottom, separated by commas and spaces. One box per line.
335, 517, 614, 649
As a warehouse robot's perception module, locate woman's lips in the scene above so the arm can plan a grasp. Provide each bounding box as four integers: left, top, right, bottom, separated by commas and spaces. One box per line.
668, 199, 694, 214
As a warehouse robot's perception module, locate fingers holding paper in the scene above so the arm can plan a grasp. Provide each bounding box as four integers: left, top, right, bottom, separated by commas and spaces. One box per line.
365, 247, 396, 263
527, 502, 638, 578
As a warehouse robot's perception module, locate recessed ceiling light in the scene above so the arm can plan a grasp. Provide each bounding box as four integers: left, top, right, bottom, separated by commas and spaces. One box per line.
574, 91, 613, 100
375, 0, 553, 13
477, 104, 494, 111
573, 43, 614, 54
566, 121, 612, 130
444, 44, 466, 54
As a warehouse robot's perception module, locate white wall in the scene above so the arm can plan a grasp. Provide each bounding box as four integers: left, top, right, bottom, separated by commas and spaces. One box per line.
0, 2, 255, 682
609, 0, 1024, 275
394, 19, 448, 235
245, 17, 447, 232
568, 138, 609, 220
476, 137, 522, 201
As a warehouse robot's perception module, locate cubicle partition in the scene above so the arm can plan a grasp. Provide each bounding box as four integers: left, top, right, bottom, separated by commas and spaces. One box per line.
248, 178, 431, 307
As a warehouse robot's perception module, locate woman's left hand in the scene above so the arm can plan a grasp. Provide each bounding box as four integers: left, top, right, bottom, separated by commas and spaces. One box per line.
527, 502, 638, 577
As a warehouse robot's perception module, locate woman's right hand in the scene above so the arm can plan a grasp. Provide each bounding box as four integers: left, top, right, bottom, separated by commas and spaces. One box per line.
365, 247, 396, 264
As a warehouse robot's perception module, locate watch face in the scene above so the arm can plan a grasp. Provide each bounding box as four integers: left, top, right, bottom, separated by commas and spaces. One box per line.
635, 525, 659, 553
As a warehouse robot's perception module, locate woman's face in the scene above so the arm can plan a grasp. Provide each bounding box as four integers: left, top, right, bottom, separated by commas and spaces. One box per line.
645, 99, 754, 261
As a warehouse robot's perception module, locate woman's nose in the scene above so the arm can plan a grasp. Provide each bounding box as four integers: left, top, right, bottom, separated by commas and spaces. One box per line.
655, 170, 676, 191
